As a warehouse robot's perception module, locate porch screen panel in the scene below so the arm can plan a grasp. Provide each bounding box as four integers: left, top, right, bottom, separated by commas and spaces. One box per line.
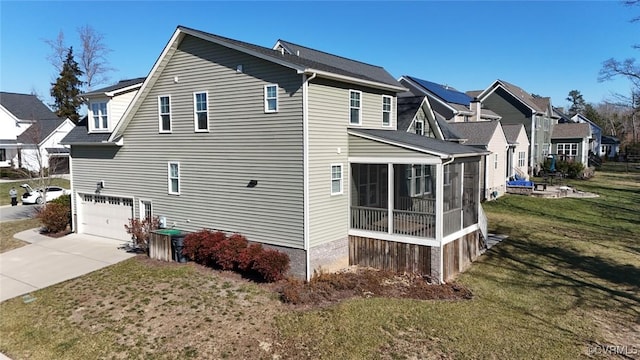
463, 161, 479, 228
350, 164, 388, 232
443, 163, 462, 236
392, 164, 436, 238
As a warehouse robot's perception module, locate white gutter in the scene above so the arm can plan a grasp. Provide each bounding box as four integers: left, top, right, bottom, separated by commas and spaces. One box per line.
302, 72, 316, 281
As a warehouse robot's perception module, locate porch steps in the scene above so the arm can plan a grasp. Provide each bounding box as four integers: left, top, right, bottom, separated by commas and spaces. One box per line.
481, 233, 508, 254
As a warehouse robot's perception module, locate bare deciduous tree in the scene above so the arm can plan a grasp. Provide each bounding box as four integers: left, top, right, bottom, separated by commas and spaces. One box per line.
78, 25, 113, 91
44, 30, 66, 73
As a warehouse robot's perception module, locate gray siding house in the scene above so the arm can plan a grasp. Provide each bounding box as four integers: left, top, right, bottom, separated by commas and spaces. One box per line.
63, 26, 487, 282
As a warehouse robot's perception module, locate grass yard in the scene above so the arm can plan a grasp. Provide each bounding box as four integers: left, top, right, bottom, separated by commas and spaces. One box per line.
0, 178, 70, 206
0, 218, 40, 253
0, 165, 638, 359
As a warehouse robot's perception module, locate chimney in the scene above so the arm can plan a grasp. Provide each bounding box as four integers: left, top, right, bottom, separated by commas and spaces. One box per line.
471, 98, 482, 122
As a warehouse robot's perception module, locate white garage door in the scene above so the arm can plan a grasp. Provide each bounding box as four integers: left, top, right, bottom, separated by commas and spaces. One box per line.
80, 194, 133, 241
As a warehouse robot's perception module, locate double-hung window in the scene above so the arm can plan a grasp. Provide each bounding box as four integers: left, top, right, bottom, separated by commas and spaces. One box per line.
91, 102, 108, 130
331, 164, 343, 195
382, 95, 391, 126
168, 162, 180, 195
264, 84, 278, 112
415, 119, 424, 135
158, 96, 171, 132
518, 151, 526, 167
194, 92, 209, 132
349, 90, 361, 125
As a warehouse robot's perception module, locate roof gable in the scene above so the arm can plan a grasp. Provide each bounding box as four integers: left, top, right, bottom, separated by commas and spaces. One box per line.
449, 121, 500, 147
396, 94, 463, 142
82, 77, 146, 97
552, 122, 591, 139
17, 118, 66, 144
501, 124, 527, 144
110, 26, 404, 141
477, 80, 546, 114
0, 92, 57, 121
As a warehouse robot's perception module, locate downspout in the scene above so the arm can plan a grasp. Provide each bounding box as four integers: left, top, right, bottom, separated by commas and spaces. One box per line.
438, 156, 455, 283
302, 72, 317, 281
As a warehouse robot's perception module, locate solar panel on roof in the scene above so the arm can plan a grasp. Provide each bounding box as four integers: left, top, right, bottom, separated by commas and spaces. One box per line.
409, 76, 472, 106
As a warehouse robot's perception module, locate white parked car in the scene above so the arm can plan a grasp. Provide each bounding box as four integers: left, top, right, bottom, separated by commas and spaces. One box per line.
20, 184, 70, 205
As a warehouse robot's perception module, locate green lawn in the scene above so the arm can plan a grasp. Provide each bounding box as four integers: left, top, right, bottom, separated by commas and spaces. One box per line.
0, 218, 40, 253
0, 165, 638, 359
0, 178, 70, 206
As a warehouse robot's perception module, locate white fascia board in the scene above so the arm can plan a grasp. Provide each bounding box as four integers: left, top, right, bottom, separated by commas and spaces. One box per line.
302, 69, 407, 93
348, 229, 440, 247
421, 96, 445, 140
105, 83, 143, 97
347, 130, 449, 158
348, 156, 441, 165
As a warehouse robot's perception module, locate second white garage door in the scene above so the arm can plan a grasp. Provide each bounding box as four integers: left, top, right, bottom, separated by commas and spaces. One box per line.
79, 194, 133, 241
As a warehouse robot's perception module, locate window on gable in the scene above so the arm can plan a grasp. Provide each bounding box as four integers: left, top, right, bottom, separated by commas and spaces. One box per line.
91, 102, 108, 130
382, 95, 392, 126
264, 84, 278, 112
331, 164, 343, 195
194, 92, 209, 132
159, 96, 171, 132
349, 90, 361, 125
168, 162, 180, 195
415, 119, 424, 136
494, 154, 499, 169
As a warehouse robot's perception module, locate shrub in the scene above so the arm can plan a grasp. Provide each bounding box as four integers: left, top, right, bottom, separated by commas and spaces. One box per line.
252, 249, 290, 282
566, 161, 585, 179
216, 233, 248, 270
182, 230, 227, 266
50, 194, 71, 208
183, 230, 212, 263
124, 217, 160, 251
36, 203, 70, 233
238, 243, 264, 271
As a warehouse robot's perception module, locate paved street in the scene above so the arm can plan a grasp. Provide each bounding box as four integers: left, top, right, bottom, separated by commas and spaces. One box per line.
0, 204, 39, 222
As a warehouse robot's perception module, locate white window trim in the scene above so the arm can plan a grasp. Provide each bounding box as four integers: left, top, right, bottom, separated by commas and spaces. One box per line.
158, 95, 172, 133
382, 95, 392, 127
168, 162, 180, 195
349, 90, 362, 126
518, 151, 526, 167
193, 91, 209, 132
139, 200, 153, 221
414, 119, 425, 136
264, 84, 278, 113
89, 101, 109, 132
331, 163, 343, 195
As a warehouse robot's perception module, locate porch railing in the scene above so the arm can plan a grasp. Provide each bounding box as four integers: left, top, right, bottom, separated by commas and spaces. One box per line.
351, 206, 435, 238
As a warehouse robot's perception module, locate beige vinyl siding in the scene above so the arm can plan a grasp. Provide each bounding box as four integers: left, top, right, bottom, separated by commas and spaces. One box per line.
71, 35, 305, 249
348, 135, 440, 159
110, 90, 138, 127
485, 126, 509, 196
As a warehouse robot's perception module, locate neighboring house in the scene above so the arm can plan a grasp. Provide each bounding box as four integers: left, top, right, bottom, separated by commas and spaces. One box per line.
17, 118, 74, 173
399, 76, 501, 122
502, 124, 530, 180
0, 92, 58, 168
551, 123, 591, 165
449, 121, 509, 200
62, 26, 489, 282
396, 95, 463, 141
471, 80, 559, 175
571, 113, 602, 156
600, 135, 620, 159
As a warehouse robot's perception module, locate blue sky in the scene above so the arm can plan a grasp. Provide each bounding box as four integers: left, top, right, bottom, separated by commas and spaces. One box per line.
1, 1, 637, 109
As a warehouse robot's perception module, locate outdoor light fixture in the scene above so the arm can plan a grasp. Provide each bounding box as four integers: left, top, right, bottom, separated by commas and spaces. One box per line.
97, 180, 105, 189
247, 180, 258, 188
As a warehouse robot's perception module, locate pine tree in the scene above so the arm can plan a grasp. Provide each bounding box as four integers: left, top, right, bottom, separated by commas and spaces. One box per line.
566, 90, 586, 116
51, 47, 83, 124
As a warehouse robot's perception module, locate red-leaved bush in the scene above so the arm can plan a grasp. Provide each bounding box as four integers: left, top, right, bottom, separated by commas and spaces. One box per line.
36, 203, 70, 233
252, 249, 291, 282
182, 229, 289, 282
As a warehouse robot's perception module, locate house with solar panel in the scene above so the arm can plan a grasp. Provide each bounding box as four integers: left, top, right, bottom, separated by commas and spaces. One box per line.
469, 80, 560, 175
63, 26, 491, 282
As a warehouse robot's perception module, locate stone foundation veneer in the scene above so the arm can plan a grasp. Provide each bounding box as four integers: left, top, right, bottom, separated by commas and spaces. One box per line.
308, 237, 350, 275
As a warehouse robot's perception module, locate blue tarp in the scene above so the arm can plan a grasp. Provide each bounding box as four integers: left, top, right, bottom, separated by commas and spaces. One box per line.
507, 180, 534, 187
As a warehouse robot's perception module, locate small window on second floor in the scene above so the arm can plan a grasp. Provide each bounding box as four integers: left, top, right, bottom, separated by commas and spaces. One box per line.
158, 96, 171, 133
168, 162, 180, 195
264, 84, 278, 112
382, 95, 392, 126
91, 102, 108, 130
349, 90, 361, 125
194, 92, 209, 132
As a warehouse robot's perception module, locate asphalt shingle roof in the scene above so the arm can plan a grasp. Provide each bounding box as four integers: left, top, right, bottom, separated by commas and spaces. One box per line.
17, 119, 65, 144
0, 92, 57, 120
180, 26, 403, 89
396, 95, 463, 141
449, 121, 499, 147
501, 124, 525, 144
349, 128, 488, 157
551, 122, 591, 139
82, 77, 146, 97
494, 80, 546, 114
60, 116, 111, 144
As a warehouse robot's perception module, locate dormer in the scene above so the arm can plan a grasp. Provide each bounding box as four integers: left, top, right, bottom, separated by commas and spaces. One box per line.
82, 77, 145, 134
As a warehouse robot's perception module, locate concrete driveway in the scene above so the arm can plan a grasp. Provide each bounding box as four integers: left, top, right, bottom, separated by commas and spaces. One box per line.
0, 228, 136, 302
